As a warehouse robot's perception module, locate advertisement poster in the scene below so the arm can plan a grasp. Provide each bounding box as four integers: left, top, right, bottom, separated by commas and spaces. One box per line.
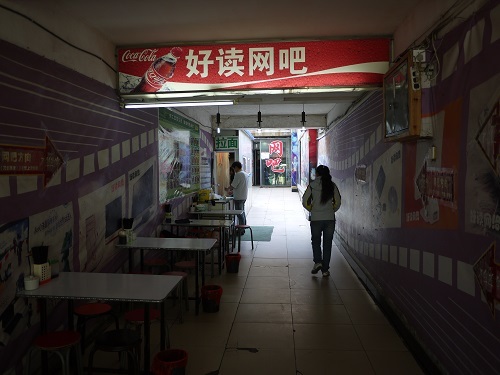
118, 39, 390, 94
78, 175, 126, 272
159, 109, 201, 200
29, 203, 74, 274
0, 219, 29, 323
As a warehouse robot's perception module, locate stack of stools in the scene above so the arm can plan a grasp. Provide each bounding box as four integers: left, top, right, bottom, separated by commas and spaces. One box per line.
235, 224, 254, 252
87, 329, 141, 375
74, 302, 120, 353
26, 330, 83, 375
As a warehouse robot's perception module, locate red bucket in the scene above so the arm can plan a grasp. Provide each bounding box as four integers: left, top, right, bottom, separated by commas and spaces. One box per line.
151, 349, 188, 375
201, 285, 223, 313
225, 253, 241, 273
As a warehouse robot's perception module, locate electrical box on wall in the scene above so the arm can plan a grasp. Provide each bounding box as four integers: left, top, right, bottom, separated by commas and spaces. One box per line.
383, 50, 423, 142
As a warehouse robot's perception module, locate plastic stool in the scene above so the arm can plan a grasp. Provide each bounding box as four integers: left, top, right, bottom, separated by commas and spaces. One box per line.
235, 224, 253, 251
74, 302, 120, 353
124, 308, 164, 357
143, 257, 169, 274
26, 331, 83, 375
163, 271, 189, 312
87, 329, 141, 375
174, 260, 196, 272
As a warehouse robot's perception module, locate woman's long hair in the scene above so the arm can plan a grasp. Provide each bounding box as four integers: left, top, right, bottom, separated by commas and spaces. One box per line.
316, 165, 335, 204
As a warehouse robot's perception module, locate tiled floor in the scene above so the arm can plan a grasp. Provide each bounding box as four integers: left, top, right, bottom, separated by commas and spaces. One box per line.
88, 186, 425, 375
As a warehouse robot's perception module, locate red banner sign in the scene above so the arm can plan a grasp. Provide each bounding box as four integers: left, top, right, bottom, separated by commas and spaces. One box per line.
0, 136, 64, 186
118, 39, 390, 95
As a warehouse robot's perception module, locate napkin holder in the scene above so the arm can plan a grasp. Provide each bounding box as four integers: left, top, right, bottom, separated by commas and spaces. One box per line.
33, 263, 51, 285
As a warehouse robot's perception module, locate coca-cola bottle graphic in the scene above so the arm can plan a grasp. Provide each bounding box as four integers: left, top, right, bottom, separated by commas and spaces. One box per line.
132, 47, 182, 93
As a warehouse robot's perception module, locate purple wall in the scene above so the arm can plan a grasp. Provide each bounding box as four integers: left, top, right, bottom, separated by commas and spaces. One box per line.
0, 39, 163, 372
321, 2, 500, 373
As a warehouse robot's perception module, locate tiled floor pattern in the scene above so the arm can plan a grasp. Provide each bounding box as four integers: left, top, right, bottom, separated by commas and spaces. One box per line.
88, 186, 424, 375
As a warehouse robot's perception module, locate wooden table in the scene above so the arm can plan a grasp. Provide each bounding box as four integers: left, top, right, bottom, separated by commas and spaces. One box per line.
17, 272, 182, 375
117, 237, 217, 315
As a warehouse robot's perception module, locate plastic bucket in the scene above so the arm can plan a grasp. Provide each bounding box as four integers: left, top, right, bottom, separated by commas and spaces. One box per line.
31, 246, 48, 265
225, 253, 241, 273
201, 285, 223, 313
151, 349, 188, 375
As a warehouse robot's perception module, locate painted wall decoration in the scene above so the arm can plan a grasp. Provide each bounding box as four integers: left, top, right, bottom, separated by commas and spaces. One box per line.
0, 39, 160, 365
158, 109, 201, 200
291, 131, 299, 188
322, 2, 500, 373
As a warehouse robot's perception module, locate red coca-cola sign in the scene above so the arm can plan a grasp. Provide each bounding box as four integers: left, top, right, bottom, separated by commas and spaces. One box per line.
117, 39, 390, 95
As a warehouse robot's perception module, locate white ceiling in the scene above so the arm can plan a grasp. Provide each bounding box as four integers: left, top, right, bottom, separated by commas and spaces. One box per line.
48, 0, 422, 120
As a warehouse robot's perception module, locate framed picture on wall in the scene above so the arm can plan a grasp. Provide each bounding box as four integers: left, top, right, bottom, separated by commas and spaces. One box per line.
383, 51, 422, 141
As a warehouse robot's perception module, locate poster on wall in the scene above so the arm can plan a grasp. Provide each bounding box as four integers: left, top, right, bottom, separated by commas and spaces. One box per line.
372, 143, 402, 229
128, 158, 158, 230
291, 131, 299, 188
260, 139, 289, 186
465, 74, 500, 238
29, 203, 74, 274
159, 109, 201, 200
78, 174, 126, 272
0, 219, 29, 327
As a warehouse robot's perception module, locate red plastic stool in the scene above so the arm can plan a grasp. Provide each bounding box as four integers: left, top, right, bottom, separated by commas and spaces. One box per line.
235, 224, 253, 251
143, 257, 169, 274
74, 302, 119, 353
87, 329, 141, 375
27, 331, 83, 375
124, 308, 164, 359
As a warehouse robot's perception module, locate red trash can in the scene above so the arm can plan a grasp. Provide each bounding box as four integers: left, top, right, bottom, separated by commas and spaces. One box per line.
201, 285, 223, 313
151, 349, 188, 375
225, 253, 241, 273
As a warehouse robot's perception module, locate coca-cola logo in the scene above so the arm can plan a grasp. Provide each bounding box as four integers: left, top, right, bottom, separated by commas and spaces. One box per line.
121, 49, 158, 63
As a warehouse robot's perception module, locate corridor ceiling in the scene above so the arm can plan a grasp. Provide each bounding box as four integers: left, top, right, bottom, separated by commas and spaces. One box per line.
41, 0, 422, 125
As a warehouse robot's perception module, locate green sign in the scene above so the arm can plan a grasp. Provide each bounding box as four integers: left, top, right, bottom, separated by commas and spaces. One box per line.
215, 136, 238, 150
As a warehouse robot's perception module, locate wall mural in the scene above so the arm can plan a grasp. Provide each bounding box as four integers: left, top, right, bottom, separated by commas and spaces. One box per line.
322, 2, 500, 373
158, 109, 201, 200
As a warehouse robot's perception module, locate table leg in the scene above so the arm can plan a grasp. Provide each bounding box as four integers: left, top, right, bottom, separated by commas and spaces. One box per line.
129, 249, 134, 273
160, 301, 167, 350
40, 299, 48, 375
67, 300, 74, 330
195, 251, 200, 315
218, 227, 223, 275
140, 249, 144, 273
144, 303, 151, 374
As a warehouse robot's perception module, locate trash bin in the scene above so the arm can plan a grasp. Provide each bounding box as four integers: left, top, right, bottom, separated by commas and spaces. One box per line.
201, 285, 223, 313
151, 349, 188, 375
225, 253, 241, 273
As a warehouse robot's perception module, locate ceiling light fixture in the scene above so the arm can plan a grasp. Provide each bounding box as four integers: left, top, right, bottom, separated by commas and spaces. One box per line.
216, 106, 221, 134
301, 104, 306, 130
123, 99, 234, 109
257, 105, 262, 133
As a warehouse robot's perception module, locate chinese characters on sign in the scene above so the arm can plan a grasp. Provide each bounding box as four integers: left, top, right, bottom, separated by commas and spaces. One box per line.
118, 39, 390, 94
0, 136, 64, 186
266, 140, 285, 173
184, 47, 307, 78
215, 136, 238, 150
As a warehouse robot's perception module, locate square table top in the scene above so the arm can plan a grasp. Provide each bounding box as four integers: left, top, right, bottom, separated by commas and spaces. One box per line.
169, 219, 233, 228
116, 236, 217, 251
17, 272, 182, 303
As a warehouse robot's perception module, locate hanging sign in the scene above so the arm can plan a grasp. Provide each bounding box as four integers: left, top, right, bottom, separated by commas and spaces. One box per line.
117, 39, 390, 95
215, 136, 239, 151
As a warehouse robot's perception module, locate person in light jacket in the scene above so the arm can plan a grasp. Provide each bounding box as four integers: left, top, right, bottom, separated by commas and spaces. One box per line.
302, 165, 341, 277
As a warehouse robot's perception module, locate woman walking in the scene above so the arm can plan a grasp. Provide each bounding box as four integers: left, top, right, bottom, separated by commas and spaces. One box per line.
302, 165, 341, 277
